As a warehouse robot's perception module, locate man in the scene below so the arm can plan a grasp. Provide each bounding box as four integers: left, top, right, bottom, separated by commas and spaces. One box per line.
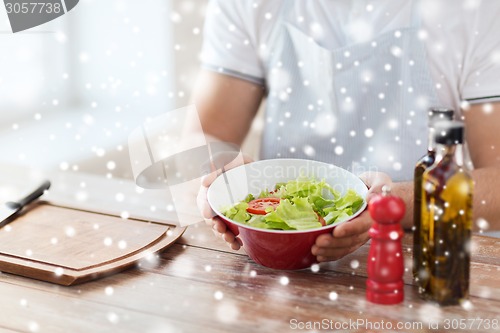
195, 0, 500, 261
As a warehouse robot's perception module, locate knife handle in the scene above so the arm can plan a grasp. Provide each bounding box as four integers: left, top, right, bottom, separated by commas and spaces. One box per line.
8, 180, 51, 209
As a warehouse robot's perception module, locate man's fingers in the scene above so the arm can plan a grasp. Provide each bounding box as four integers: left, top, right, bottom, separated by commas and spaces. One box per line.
315, 216, 371, 246
313, 237, 352, 252
333, 213, 372, 238
223, 231, 241, 250
212, 217, 227, 233
210, 217, 242, 250
222, 230, 236, 244
315, 233, 334, 247
312, 216, 371, 260
229, 241, 240, 251
313, 230, 370, 254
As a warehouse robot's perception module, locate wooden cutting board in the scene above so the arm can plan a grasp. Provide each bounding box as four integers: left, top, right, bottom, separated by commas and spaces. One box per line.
0, 203, 185, 285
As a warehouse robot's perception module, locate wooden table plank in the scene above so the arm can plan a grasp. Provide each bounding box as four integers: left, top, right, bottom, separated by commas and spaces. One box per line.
4, 237, 497, 333
0, 268, 269, 333
0, 276, 223, 333
0, 214, 498, 332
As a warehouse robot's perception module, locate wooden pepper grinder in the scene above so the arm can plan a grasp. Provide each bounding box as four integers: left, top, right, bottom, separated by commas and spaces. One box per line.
366, 186, 406, 305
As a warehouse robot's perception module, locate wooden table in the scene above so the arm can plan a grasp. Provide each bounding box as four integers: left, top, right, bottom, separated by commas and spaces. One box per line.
0, 166, 498, 333
0, 219, 498, 333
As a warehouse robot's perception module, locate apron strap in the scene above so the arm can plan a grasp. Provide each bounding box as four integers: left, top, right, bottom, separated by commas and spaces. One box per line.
266, 0, 295, 59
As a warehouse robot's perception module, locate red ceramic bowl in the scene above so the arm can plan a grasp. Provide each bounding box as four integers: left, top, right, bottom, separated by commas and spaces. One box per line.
207, 159, 368, 270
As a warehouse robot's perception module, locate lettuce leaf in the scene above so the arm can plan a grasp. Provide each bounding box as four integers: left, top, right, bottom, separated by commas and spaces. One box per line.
334, 189, 364, 212
263, 198, 322, 230
221, 202, 251, 223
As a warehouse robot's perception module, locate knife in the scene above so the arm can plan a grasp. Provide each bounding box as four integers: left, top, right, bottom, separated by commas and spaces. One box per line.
0, 180, 51, 228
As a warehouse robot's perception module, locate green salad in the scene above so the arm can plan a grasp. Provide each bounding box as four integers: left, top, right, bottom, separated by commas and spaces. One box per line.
221, 178, 364, 230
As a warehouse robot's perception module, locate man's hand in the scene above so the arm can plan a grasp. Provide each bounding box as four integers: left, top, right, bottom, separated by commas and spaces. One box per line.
311, 171, 393, 262
197, 153, 253, 251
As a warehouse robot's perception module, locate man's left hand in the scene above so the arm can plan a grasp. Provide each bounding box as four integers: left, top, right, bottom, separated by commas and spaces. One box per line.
311, 171, 392, 262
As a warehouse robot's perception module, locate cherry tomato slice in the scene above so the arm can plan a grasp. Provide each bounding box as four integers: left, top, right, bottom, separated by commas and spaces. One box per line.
247, 198, 281, 215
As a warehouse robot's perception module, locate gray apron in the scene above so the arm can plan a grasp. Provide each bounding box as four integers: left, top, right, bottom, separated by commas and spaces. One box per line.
260, 0, 438, 182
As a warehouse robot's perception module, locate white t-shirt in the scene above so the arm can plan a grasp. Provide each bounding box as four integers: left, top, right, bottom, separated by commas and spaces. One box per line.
201, 0, 500, 112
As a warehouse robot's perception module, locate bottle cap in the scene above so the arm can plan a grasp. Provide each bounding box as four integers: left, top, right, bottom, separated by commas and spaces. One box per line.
428, 107, 454, 124
434, 121, 464, 145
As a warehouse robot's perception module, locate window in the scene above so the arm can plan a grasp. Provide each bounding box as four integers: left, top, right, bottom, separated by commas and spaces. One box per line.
0, 0, 177, 175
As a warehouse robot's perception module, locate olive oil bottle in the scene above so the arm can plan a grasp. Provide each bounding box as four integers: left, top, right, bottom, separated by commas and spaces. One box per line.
413, 108, 454, 285
420, 121, 473, 305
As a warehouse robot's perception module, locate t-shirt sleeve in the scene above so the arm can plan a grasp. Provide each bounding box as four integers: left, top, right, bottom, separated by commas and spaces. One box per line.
201, 0, 265, 85
461, 3, 500, 104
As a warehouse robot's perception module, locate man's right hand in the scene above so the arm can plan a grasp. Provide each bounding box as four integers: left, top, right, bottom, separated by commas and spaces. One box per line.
197, 153, 253, 251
